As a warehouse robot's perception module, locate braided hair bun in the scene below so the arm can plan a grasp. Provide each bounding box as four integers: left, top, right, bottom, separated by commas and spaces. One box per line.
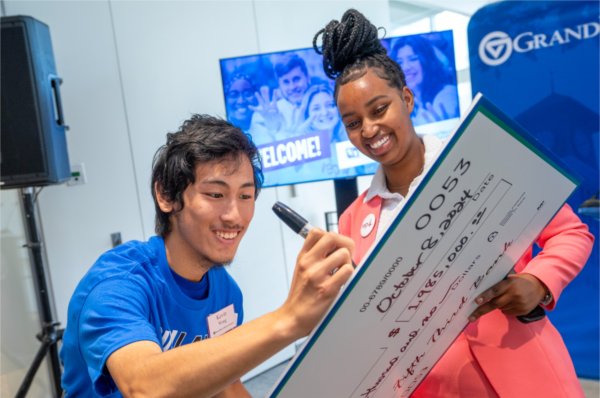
313, 9, 406, 94
313, 9, 387, 79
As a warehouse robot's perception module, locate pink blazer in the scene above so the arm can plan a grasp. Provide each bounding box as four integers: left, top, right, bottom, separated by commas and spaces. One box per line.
339, 195, 594, 397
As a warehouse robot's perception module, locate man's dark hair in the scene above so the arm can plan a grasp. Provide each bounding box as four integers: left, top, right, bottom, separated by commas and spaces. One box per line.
151, 114, 263, 237
274, 54, 309, 79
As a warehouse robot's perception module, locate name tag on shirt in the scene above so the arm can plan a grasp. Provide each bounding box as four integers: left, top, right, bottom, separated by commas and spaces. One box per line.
207, 304, 238, 338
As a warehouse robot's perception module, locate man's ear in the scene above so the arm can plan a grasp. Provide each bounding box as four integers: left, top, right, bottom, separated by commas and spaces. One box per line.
154, 182, 174, 213
402, 86, 415, 114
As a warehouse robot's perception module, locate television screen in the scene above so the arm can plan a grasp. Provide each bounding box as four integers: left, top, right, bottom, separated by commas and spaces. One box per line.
219, 30, 460, 188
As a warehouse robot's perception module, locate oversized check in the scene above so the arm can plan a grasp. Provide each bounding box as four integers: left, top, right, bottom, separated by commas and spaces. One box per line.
268, 94, 580, 398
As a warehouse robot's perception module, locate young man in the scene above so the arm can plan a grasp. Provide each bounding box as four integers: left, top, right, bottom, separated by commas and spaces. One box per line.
274, 54, 310, 109
60, 114, 355, 397
249, 54, 311, 143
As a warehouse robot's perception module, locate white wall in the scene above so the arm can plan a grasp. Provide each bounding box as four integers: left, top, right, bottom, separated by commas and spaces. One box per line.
1, 0, 389, 395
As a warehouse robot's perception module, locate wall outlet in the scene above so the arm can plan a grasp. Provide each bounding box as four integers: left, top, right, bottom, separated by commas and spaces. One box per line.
111, 232, 122, 247
67, 163, 87, 186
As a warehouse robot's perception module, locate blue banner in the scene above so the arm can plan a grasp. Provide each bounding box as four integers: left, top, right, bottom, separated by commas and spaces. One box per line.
468, 0, 599, 379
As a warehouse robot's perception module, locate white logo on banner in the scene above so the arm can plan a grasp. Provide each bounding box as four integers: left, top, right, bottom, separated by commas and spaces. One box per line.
478, 21, 600, 67
479, 31, 512, 66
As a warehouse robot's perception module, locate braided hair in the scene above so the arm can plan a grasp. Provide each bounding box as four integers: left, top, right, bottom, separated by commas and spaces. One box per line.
313, 9, 407, 98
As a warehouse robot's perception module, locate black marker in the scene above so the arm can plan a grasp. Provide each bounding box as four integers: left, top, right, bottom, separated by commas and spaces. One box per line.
273, 201, 355, 274
272, 201, 314, 238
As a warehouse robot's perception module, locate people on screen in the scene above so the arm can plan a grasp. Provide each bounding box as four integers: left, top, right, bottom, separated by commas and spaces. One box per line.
249, 53, 312, 143
224, 72, 258, 131
391, 35, 459, 125
298, 83, 347, 143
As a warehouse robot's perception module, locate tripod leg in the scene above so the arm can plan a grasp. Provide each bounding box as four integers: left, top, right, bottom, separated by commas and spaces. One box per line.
48, 337, 63, 397
15, 338, 51, 398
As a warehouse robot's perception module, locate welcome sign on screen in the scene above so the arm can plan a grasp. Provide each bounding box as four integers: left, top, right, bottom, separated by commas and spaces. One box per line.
259, 132, 330, 171
220, 30, 461, 187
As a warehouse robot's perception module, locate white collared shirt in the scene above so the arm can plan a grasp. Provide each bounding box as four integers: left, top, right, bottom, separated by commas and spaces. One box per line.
364, 134, 445, 242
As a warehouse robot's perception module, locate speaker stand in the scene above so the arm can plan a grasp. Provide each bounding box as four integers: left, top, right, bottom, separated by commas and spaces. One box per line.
16, 188, 63, 398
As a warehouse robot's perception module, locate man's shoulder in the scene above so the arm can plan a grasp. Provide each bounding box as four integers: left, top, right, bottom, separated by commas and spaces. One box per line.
76, 237, 165, 294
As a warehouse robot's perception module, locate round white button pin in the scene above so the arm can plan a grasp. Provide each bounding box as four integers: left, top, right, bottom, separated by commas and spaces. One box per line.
360, 213, 376, 238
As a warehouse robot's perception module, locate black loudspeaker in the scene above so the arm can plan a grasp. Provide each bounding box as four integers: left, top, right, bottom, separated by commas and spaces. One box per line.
1, 15, 70, 189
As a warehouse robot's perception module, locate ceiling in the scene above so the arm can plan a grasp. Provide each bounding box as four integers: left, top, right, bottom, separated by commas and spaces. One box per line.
390, 0, 496, 19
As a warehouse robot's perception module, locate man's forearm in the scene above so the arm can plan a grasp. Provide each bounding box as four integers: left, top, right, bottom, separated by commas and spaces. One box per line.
107, 309, 297, 398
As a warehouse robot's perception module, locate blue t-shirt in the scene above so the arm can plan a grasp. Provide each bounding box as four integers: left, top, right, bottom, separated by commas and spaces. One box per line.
60, 236, 244, 397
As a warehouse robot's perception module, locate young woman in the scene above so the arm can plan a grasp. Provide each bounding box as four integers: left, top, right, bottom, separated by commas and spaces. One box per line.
391, 35, 459, 125
313, 9, 594, 397
298, 83, 347, 143
224, 72, 258, 132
